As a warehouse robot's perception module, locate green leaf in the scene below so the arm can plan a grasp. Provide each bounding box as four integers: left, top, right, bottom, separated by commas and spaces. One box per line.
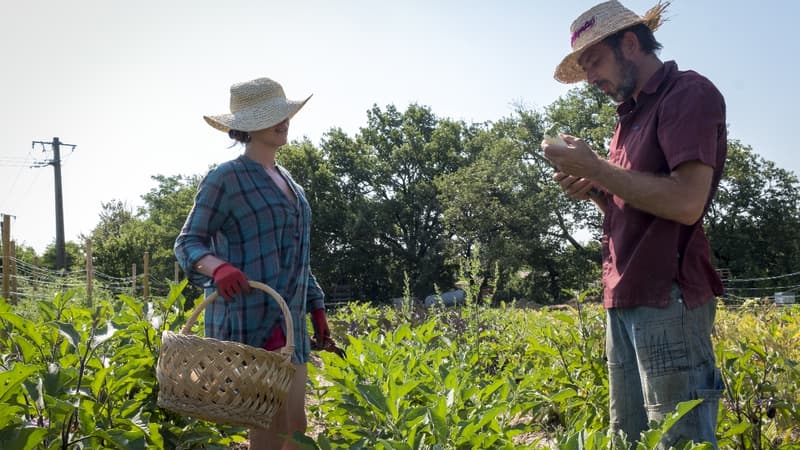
43, 364, 78, 397
480, 377, 507, 401
660, 399, 702, 432
165, 280, 188, 311
399, 406, 428, 430
528, 341, 559, 356
377, 439, 413, 450
119, 295, 143, 318
0, 365, 39, 403
0, 404, 25, 428
552, 311, 576, 326
639, 399, 703, 448
458, 405, 504, 442
90, 366, 111, 398
11, 335, 38, 362
22, 376, 45, 412
722, 421, 751, 437
0, 313, 46, 348
291, 431, 320, 449
94, 428, 147, 450
147, 423, 164, 449
91, 321, 117, 347
428, 396, 448, 443
387, 379, 420, 421
551, 387, 578, 403
356, 384, 388, 417
0, 427, 48, 450
36, 301, 57, 321
56, 322, 82, 350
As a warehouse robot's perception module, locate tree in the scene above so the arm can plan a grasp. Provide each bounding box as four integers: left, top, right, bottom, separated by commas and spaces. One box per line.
86, 174, 200, 296
706, 140, 800, 284
11, 243, 37, 267
437, 107, 602, 304
77, 91, 800, 306
41, 240, 84, 272
276, 139, 352, 297
138, 174, 201, 286
316, 104, 470, 300
85, 200, 137, 279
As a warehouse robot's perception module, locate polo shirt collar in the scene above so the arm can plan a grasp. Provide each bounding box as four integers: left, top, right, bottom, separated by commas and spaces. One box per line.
641, 60, 677, 96
618, 60, 678, 114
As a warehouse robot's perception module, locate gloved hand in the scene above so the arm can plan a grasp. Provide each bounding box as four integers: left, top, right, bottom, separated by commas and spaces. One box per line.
212, 262, 250, 301
263, 324, 286, 351
310, 308, 336, 351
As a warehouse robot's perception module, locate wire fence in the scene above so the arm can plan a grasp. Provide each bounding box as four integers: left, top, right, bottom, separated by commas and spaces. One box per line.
1, 254, 178, 301
2, 255, 797, 306
716, 268, 798, 305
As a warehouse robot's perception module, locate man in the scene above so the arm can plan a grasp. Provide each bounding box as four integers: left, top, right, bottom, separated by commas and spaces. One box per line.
542, 1, 726, 448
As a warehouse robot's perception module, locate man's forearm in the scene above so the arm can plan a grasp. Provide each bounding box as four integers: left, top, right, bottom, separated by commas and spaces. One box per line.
593, 159, 713, 225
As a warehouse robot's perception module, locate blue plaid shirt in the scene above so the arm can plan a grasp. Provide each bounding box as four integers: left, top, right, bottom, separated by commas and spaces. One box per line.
174, 154, 325, 363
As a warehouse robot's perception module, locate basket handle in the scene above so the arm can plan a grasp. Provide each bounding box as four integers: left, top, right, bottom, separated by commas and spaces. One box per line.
180, 280, 295, 358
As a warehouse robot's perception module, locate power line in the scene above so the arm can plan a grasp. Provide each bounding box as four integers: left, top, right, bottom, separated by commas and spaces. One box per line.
0, 150, 38, 213
0, 156, 36, 167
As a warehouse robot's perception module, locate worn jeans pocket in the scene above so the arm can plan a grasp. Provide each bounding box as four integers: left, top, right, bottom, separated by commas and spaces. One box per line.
645, 365, 723, 449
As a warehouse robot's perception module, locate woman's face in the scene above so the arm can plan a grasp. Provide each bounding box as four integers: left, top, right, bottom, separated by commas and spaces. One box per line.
250, 118, 290, 148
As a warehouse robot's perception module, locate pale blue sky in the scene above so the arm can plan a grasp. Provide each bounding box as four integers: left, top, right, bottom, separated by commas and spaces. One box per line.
1, 0, 797, 254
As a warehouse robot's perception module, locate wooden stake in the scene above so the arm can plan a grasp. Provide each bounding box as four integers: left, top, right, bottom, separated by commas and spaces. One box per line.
143, 251, 150, 300
86, 238, 93, 306
9, 241, 17, 304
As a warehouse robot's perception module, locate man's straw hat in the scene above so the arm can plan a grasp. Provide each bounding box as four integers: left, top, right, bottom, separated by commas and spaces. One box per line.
554, 1, 669, 84
204, 77, 312, 133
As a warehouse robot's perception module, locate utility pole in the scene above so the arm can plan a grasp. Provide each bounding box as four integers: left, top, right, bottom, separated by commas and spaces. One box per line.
33, 137, 76, 271
2, 214, 10, 299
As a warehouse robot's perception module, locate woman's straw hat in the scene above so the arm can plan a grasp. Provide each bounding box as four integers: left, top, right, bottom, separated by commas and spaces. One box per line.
204, 77, 312, 133
554, 1, 669, 84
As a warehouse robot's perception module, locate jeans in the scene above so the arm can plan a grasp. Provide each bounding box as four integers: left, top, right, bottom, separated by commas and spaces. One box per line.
606, 284, 723, 449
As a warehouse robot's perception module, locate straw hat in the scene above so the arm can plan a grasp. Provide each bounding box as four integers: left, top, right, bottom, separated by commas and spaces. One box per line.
554, 1, 669, 84
204, 77, 312, 133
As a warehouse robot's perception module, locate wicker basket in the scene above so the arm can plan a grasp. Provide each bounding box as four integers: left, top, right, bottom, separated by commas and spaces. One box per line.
157, 281, 296, 429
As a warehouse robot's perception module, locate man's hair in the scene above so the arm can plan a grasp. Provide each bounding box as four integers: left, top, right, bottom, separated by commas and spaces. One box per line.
602, 23, 663, 54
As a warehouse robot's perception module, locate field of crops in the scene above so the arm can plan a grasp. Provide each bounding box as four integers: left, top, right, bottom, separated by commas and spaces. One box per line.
1, 282, 798, 449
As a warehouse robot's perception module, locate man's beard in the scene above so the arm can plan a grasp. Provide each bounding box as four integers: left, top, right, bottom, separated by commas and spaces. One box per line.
608, 49, 638, 102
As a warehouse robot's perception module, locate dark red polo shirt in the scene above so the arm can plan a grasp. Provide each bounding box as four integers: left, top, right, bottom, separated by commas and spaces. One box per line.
602, 61, 726, 309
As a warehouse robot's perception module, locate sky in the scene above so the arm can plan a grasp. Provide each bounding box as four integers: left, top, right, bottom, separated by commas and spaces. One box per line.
1, 0, 798, 254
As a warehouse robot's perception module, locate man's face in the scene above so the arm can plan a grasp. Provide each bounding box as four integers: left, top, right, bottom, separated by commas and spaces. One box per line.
579, 41, 638, 103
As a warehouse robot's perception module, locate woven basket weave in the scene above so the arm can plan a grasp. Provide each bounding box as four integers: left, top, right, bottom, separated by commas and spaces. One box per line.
157, 281, 296, 429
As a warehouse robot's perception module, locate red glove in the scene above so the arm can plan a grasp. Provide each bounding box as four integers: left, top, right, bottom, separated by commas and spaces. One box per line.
212, 263, 250, 301
263, 324, 286, 351
310, 308, 334, 350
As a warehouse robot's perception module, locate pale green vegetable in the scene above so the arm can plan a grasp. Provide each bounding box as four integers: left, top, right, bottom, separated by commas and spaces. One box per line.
541, 134, 567, 147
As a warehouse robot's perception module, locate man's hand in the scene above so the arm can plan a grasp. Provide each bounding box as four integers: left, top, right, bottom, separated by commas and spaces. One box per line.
212, 263, 250, 301
542, 134, 606, 207
542, 134, 601, 179
554, 172, 600, 201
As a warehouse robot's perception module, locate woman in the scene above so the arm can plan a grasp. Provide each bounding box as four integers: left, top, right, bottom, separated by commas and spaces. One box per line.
174, 77, 335, 449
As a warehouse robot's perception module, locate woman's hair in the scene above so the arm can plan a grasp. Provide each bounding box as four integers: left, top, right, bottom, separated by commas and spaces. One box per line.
602, 23, 662, 55
228, 129, 251, 144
